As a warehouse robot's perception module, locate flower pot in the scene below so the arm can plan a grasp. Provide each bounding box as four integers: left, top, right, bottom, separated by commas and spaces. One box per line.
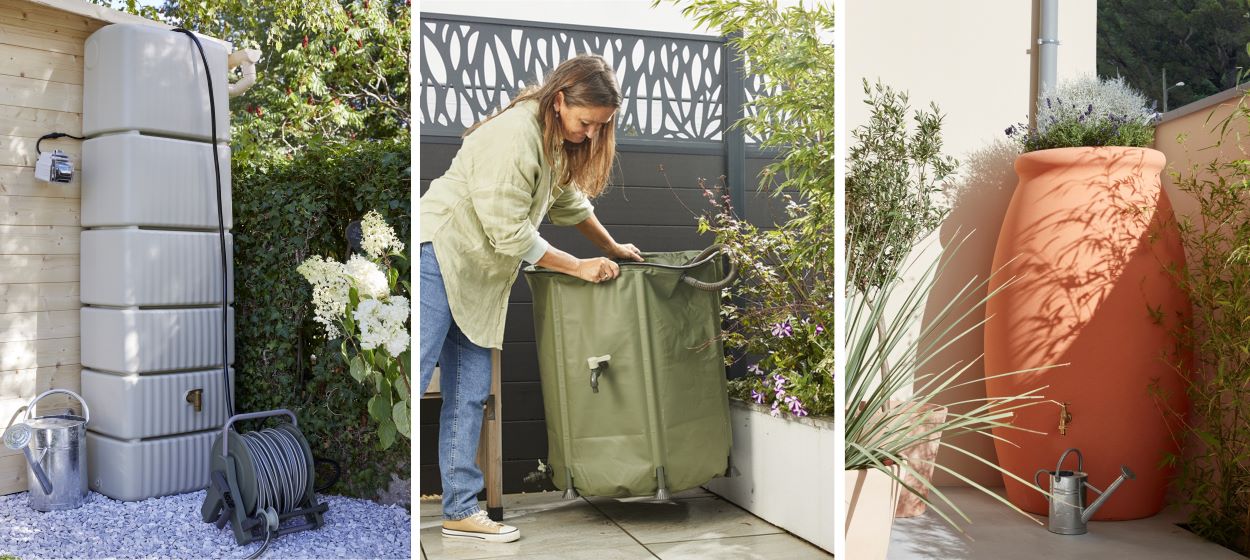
703, 399, 834, 553
984, 146, 1190, 520
846, 465, 900, 560
893, 403, 947, 518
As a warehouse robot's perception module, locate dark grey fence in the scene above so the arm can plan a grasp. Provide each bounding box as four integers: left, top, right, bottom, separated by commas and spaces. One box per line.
419, 12, 787, 495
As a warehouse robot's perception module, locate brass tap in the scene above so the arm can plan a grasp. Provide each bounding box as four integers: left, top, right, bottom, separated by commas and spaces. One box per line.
186, 389, 204, 413
1058, 401, 1072, 435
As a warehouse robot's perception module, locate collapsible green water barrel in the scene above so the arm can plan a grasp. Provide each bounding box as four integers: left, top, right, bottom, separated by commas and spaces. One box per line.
523, 246, 736, 499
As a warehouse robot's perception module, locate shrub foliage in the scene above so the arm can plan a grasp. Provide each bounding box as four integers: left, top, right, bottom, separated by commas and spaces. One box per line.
233, 138, 411, 497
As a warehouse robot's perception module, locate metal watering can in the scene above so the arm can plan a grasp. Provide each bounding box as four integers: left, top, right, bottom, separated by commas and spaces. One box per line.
1034, 448, 1135, 535
2, 389, 90, 511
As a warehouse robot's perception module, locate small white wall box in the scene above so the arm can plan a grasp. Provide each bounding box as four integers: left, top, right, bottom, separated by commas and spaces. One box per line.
34, 150, 74, 183
80, 22, 235, 501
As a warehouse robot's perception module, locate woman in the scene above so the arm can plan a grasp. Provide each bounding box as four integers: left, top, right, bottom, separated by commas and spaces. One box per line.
419, 54, 642, 543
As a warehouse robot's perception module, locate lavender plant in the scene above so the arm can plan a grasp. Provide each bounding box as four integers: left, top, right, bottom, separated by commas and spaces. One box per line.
1007, 75, 1157, 152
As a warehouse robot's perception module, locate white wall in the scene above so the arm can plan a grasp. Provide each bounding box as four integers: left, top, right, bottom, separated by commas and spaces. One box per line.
847, 1, 1095, 155
847, 0, 1097, 487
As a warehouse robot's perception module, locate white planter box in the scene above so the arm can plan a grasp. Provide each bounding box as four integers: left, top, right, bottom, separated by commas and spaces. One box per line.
704, 399, 835, 553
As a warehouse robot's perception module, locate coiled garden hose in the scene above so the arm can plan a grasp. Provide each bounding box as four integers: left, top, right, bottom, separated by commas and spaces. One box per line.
241, 427, 309, 517
203, 411, 328, 557
239, 427, 309, 559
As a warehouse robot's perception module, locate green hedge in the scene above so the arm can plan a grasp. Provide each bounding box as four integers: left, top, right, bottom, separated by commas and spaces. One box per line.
233, 138, 411, 498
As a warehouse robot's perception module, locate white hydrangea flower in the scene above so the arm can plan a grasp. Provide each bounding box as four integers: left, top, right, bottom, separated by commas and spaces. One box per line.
354, 296, 410, 357
345, 254, 389, 299
297, 255, 349, 339
361, 210, 404, 260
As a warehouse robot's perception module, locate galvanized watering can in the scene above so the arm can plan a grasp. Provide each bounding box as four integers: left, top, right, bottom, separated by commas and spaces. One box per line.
3, 389, 91, 511
1034, 448, 1135, 535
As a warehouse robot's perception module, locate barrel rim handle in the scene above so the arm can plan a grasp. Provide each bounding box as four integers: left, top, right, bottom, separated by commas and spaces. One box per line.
681, 244, 738, 291
25, 389, 90, 425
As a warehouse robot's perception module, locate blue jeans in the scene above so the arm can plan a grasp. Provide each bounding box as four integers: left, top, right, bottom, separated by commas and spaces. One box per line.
419, 242, 493, 521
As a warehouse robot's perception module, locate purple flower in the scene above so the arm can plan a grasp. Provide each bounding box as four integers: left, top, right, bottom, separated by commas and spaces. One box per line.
748, 363, 764, 376
772, 374, 787, 389
771, 320, 793, 338
751, 389, 765, 404
785, 395, 808, 417
770, 401, 782, 417
815, 324, 825, 335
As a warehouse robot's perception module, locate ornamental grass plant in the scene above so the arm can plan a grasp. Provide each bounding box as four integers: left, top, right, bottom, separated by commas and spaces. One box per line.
1159, 91, 1250, 554
846, 232, 1059, 529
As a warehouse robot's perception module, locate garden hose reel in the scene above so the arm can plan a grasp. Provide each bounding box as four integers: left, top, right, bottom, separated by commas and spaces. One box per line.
201, 410, 327, 550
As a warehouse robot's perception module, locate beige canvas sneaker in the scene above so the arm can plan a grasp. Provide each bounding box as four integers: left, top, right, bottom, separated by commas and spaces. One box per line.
442, 510, 520, 543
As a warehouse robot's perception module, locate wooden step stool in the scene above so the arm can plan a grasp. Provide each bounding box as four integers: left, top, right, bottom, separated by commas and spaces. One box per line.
422, 348, 503, 521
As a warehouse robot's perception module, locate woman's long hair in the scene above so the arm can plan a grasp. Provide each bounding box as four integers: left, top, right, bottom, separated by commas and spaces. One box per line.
464, 54, 621, 198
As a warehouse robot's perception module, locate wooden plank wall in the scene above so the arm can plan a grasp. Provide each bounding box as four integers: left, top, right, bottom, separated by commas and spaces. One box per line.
0, 0, 103, 494
418, 137, 790, 496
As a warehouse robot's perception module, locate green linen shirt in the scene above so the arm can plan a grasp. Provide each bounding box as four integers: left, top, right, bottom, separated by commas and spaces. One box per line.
420, 99, 595, 350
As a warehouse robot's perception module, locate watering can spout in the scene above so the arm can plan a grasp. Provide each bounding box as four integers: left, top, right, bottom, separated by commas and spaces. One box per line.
1082, 465, 1135, 523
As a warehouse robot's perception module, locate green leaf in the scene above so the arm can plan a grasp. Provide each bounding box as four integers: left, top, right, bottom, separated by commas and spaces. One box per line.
368, 393, 391, 423
349, 355, 367, 383
393, 400, 410, 439
395, 374, 410, 401
377, 418, 396, 450
373, 350, 390, 372
376, 374, 392, 398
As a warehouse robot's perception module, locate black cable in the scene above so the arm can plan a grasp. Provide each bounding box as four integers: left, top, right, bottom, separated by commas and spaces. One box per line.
173, 27, 233, 419
313, 456, 342, 493
245, 525, 273, 560
36, 132, 84, 154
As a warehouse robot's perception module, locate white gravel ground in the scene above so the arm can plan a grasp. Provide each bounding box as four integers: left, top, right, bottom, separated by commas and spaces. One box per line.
0, 490, 410, 560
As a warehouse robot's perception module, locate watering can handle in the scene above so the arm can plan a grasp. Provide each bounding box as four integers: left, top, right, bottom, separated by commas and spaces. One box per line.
1056, 447, 1083, 475
1034, 469, 1052, 503
222, 409, 298, 458
25, 389, 90, 425
681, 244, 738, 291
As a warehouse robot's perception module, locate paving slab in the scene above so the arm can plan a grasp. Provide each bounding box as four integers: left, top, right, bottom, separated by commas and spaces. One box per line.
647, 532, 832, 559
888, 487, 1247, 560
420, 492, 650, 560
587, 494, 785, 545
